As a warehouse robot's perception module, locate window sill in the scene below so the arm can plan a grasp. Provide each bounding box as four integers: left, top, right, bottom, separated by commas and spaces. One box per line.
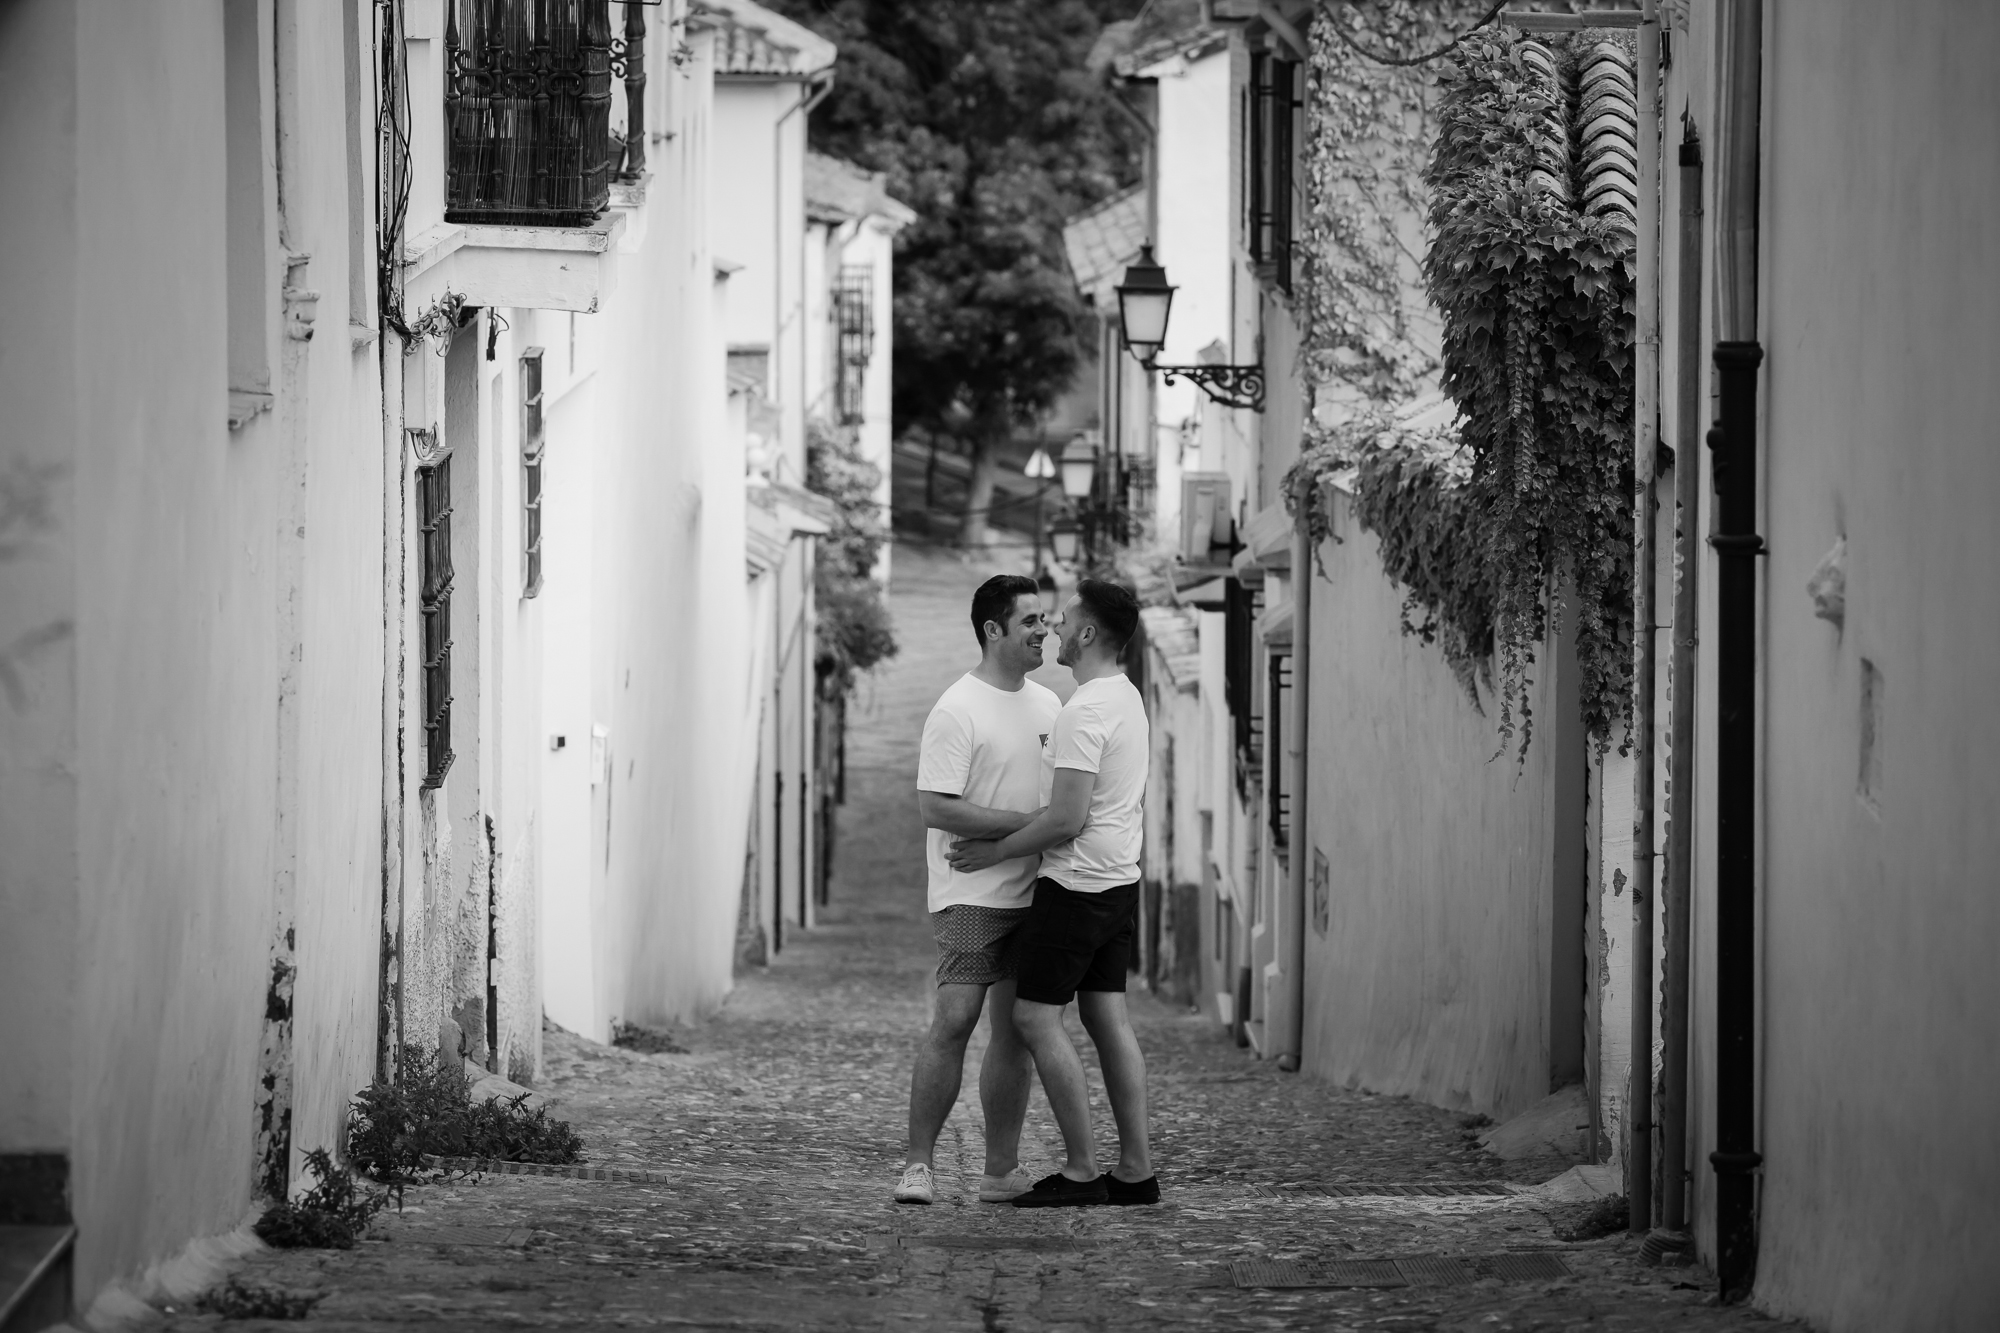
401, 209, 628, 316
228, 389, 272, 431
610, 173, 651, 254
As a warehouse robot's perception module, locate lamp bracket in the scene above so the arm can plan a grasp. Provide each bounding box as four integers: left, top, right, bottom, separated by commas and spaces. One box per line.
1150, 361, 1266, 412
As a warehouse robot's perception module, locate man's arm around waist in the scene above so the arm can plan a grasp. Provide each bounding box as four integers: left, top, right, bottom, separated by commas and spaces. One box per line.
944, 768, 1094, 873
919, 790, 1040, 840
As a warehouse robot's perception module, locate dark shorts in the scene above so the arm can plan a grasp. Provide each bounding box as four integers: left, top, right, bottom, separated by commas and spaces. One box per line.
931, 905, 1031, 987
1014, 877, 1139, 1007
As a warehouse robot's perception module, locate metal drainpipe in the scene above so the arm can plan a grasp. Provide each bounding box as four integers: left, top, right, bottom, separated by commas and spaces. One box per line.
774, 72, 833, 457
1656, 112, 1703, 1255
1627, 0, 1661, 1235
1277, 497, 1311, 1071
1708, 0, 1764, 1303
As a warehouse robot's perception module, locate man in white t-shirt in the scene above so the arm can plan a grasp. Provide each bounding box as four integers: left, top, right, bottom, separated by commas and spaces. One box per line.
894, 575, 1063, 1207
946, 579, 1157, 1209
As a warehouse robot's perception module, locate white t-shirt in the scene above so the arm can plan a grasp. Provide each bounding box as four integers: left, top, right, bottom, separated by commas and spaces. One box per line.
918, 673, 1063, 912
1039, 672, 1149, 894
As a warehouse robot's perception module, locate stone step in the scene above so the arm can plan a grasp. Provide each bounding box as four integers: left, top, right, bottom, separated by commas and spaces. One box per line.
0, 1225, 74, 1333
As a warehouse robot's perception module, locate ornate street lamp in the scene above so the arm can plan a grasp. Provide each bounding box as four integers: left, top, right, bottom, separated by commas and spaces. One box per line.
1023, 445, 1056, 579
1049, 516, 1082, 565
1115, 246, 1174, 364
1059, 433, 1098, 501
1114, 245, 1267, 412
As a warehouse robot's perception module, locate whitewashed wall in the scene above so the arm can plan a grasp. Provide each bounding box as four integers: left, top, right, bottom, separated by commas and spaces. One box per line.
1296, 487, 1587, 1118
530, 27, 750, 1035
1663, 4, 2000, 1326
0, 0, 389, 1307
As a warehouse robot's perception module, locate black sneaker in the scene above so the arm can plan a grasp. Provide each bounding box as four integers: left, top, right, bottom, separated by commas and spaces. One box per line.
1010, 1171, 1109, 1208
1104, 1173, 1160, 1206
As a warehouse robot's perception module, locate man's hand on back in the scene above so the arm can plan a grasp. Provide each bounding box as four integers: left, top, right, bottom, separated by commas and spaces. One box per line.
952, 769, 1094, 867
945, 838, 1006, 873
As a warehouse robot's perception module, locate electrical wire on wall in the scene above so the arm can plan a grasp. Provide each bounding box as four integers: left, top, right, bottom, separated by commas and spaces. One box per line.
1314, 0, 1508, 67
377, 0, 414, 338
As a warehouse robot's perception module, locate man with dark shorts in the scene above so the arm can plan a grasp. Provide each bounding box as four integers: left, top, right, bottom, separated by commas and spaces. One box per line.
896, 575, 1061, 1205
946, 579, 1157, 1208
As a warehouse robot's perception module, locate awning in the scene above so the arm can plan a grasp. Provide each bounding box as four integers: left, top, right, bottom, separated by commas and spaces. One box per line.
1172, 574, 1229, 612
1240, 501, 1294, 571
1260, 600, 1293, 649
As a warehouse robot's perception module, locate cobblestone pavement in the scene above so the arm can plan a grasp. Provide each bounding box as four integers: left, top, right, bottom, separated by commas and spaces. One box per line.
161, 543, 1794, 1332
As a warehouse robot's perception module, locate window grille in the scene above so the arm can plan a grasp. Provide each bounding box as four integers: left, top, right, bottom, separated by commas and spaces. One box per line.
418, 454, 456, 788
833, 265, 875, 426
443, 0, 613, 226
1268, 651, 1291, 848
521, 348, 545, 598
1224, 578, 1264, 799
1247, 51, 1300, 293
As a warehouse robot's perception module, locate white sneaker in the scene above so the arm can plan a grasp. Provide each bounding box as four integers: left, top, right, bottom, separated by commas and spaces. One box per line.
894, 1162, 936, 1205
978, 1166, 1036, 1203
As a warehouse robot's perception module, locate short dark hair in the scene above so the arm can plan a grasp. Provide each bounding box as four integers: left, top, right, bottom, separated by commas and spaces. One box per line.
1073, 578, 1140, 653
970, 574, 1042, 649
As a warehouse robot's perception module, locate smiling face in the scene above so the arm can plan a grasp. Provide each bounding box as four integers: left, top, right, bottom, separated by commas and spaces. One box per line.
987, 592, 1050, 673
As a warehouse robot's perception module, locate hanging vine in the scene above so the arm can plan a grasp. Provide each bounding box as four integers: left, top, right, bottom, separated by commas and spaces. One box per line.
1283, 411, 1496, 707
1422, 30, 1636, 751
1286, 13, 1636, 756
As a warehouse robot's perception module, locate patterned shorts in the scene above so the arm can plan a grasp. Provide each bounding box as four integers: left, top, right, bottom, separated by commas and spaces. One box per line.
930, 905, 1032, 987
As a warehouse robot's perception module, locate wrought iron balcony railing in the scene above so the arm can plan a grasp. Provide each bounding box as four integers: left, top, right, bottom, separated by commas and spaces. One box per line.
444, 0, 615, 227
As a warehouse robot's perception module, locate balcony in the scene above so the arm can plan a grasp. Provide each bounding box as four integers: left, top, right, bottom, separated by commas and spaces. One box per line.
444, 0, 613, 226
403, 0, 650, 315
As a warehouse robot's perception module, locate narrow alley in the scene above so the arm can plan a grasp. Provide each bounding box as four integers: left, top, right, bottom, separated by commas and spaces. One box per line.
152, 548, 1782, 1332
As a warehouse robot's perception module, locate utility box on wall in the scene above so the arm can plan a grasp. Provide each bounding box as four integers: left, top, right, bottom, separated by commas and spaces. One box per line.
1180, 472, 1233, 565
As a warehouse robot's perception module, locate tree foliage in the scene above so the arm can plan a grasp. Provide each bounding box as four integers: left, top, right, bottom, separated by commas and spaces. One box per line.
808, 422, 898, 697
766, 0, 1143, 537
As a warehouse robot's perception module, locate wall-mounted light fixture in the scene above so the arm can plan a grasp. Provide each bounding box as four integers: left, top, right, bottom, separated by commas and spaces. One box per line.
1115, 245, 1266, 412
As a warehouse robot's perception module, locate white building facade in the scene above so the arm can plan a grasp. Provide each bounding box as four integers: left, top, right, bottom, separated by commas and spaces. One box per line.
0, 0, 871, 1320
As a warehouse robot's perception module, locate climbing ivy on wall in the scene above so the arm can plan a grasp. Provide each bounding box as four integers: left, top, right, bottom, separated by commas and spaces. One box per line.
1295, 2, 1472, 409
1287, 18, 1636, 755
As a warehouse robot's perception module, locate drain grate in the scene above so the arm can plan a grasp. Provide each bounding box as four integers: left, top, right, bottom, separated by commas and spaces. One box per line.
1476, 1251, 1573, 1282
1394, 1255, 1475, 1286
899, 1235, 1091, 1252
1232, 1259, 1406, 1289
1250, 1181, 1516, 1199
425, 1157, 681, 1184
385, 1225, 532, 1248
1232, 1251, 1571, 1289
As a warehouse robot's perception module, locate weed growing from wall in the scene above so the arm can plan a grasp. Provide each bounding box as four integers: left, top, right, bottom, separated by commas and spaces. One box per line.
253, 1148, 386, 1249
347, 1043, 584, 1182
